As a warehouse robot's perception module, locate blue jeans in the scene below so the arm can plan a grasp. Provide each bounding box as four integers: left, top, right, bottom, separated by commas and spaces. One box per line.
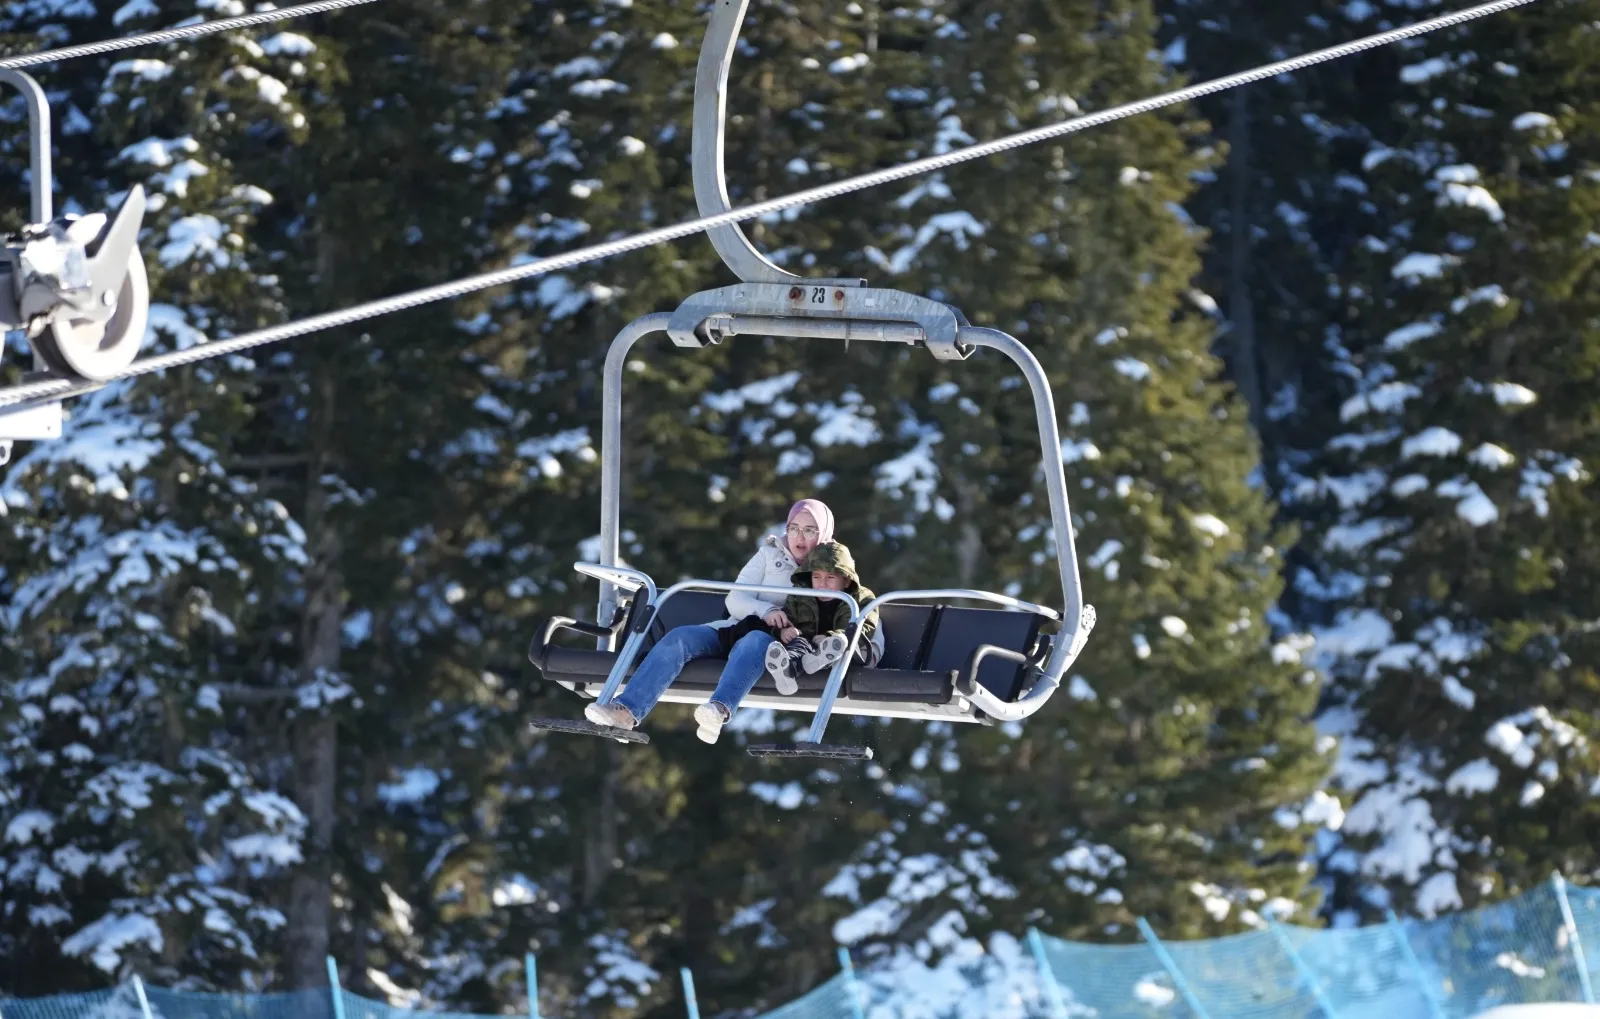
613, 623, 774, 721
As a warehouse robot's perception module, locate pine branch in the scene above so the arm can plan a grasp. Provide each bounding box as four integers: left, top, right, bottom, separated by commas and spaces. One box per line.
223, 453, 316, 471
211, 682, 298, 704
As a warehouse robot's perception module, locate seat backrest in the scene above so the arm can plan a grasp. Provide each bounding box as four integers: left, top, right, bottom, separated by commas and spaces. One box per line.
922, 607, 1046, 701
874, 604, 938, 670
647, 590, 733, 643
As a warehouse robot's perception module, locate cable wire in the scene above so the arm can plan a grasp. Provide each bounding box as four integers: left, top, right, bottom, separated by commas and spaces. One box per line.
0, 0, 386, 71
0, 0, 1542, 409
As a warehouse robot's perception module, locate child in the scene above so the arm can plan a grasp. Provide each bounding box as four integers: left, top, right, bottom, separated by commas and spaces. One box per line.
718, 541, 880, 695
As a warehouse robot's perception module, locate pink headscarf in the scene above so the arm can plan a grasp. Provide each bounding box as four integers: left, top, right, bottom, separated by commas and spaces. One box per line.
787, 498, 835, 543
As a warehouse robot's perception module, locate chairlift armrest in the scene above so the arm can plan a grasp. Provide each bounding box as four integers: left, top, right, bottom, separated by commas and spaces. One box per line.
553, 617, 617, 641
528, 614, 624, 669
574, 561, 652, 594
954, 644, 1033, 699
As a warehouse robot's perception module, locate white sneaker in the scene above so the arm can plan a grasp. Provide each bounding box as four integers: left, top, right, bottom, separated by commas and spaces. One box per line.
584, 701, 637, 730
802, 633, 848, 674
764, 640, 799, 695
694, 701, 731, 744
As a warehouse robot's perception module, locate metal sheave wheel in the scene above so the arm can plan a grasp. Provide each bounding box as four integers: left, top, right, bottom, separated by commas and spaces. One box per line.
31, 249, 149, 382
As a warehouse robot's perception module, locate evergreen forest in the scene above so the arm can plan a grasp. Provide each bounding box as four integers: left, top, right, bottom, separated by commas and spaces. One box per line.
2, 0, 1598, 1015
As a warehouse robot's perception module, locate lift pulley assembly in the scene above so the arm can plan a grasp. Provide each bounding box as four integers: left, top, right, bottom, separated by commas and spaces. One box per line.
0, 68, 150, 464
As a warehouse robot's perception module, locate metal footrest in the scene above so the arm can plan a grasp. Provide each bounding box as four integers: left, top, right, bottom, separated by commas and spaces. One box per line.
529, 718, 650, 745
747, 742, 873, 761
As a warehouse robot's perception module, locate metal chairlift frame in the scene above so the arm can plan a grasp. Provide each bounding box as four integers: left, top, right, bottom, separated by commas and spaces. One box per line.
0, 68, 151, 465
532, 0, 1095, 759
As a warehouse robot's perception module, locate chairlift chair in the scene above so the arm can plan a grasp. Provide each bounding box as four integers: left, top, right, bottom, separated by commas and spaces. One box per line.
528, 0, 1096, 760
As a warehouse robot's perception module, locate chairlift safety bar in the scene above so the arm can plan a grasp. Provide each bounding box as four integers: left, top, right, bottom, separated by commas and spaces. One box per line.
581, 576, 861, 710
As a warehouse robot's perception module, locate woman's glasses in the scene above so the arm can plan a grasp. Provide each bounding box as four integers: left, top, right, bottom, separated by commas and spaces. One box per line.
786, 524, 820, 540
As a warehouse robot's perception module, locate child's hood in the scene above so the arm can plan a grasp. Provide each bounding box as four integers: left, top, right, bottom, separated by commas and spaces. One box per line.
791, 541, 861, 589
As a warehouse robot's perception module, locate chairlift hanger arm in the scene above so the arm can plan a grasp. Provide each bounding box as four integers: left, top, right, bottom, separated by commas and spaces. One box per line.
692, 0, 861, 287
598, 313, 675, 633
960, 328, 1093, 678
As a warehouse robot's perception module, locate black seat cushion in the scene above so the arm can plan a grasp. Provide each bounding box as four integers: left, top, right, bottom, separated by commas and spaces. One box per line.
847, 667, 953, 702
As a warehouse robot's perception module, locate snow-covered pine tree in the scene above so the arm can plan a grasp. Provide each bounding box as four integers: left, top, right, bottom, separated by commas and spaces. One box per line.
0, 0, 322, 991
1155, 0, 1442, 924
1158, 0, 1404, 502
1295, 1, 1600, 920
810, 0, 1335, 962
183, 0, 556, 997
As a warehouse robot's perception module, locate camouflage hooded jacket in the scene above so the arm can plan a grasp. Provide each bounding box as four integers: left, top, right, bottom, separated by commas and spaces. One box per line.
784, 541, 878, 649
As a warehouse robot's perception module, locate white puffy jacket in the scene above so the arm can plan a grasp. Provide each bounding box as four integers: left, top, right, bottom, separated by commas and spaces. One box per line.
713, 534, 886, 664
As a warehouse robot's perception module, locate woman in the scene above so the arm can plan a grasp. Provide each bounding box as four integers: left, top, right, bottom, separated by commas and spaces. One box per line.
584, 498, 879, 744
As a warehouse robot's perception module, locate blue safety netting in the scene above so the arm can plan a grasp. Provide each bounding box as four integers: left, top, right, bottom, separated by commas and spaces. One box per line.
1156, 926, 1323, 1018
141, 988, 328, 1019
0, 987, 136, 1019
750, 972, 861, 1019
1273, 915, 1434, 1017
334, 991, 491, 1019
1571, 884, 1600, 990
1035, 936, 1203, 1017
1035, 879, 1600, 1018
6, 879, 1600, 1019
1401, 880, 1588, 1013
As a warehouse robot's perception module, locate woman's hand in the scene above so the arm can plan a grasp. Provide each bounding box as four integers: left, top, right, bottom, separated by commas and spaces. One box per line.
764, 609, 791, 628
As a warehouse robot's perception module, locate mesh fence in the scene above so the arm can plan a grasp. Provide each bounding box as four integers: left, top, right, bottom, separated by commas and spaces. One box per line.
141, 988, 329, 1019
1274, 916, 1434, 1018
748, 972, 860, 1019
1038, 879, 1600, 1019
334, 991, 493, 1019
0, 987, 141, 1019
1158, 926, 1323, 1019
1036, 936, 1204, 1017
4, 879, 1599, 1019
1402, 880, 1586, 1013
